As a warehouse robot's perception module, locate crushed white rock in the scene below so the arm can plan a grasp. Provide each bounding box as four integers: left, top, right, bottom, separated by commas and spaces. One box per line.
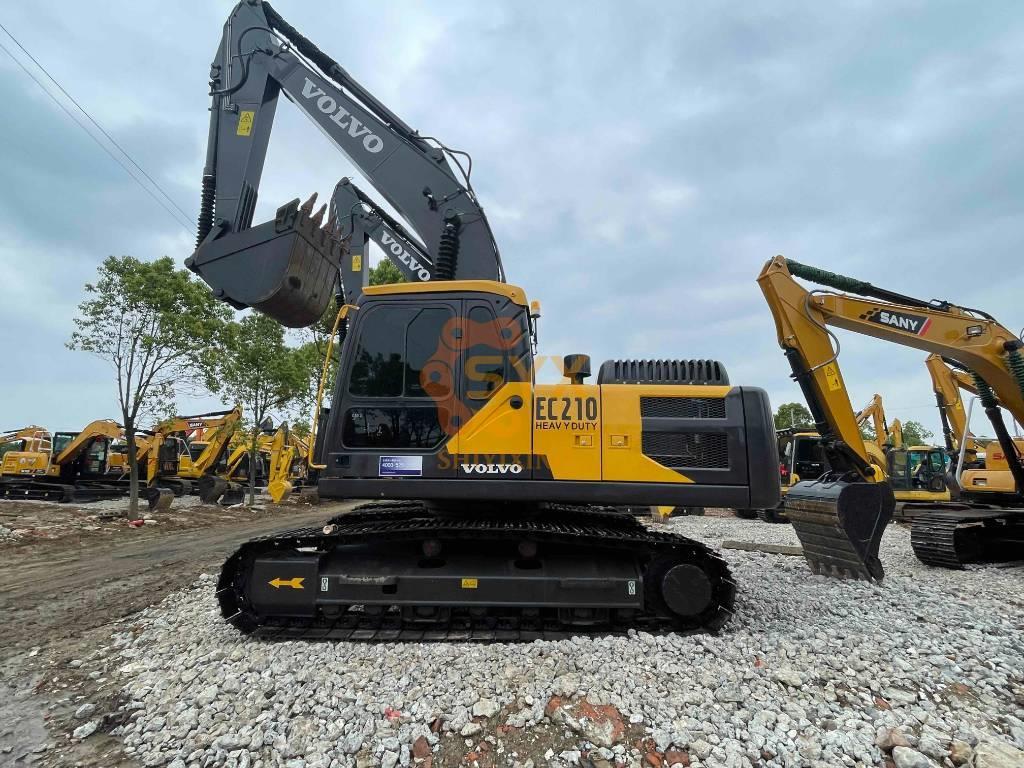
103, 516, 1024, 767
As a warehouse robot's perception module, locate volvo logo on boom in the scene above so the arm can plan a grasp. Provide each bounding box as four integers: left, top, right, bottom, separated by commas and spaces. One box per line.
300, 79, 384, 154
861, 308, 931, 336
381, 231, 431, 281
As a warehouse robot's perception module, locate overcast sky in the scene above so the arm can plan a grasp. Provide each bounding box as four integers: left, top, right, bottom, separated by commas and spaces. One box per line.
1, 0, 1022, 440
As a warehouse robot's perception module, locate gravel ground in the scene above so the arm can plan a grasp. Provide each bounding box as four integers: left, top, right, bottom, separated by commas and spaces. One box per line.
86, 516, 1023, 768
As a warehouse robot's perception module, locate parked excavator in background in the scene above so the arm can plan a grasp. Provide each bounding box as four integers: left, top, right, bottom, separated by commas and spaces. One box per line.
204, 422, 306, 505
759, 256, 1024, 572
925, 353, 1023, 501
0, 419, 139, 502
853, 393, 950, 507
182, 0, 780, 639
151, 408, 242, 502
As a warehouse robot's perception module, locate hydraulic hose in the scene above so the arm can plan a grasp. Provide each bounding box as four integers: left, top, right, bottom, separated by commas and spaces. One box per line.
971, 370, 1024, 497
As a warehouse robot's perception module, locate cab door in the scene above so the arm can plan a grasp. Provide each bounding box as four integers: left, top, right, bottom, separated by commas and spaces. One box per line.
453, 299, 534, 478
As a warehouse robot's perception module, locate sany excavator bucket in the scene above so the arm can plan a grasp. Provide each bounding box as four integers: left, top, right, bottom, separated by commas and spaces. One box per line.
784, 477, 895, 581
186, 195, 344, 328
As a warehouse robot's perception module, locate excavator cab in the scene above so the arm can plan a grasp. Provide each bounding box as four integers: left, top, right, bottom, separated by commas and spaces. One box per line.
887, 447, 948, 494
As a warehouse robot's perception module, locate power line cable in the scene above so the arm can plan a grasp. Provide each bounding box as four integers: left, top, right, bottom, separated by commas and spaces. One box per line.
0, 31, 193, 233
0, 21, 195, 228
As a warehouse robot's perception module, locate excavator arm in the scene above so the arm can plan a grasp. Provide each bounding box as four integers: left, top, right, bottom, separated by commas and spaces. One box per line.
331, 178, 436, 303
856, 394, 906, 451
188, 408, 243, 475
926, 354, 976, 453
759, 256, 1024, 489
888, 419, 904, 450
758, 260, 881, 481
186, 1, 503, 326
53, 420, 122, 466
759, 255, 1024, 576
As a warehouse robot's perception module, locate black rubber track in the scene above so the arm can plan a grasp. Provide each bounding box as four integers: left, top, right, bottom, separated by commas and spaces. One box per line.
910, 508, 1024, 568
217, 502, 736, 641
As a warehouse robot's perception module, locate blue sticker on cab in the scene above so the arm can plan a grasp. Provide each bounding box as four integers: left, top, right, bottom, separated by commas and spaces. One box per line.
378, 455, 423, 477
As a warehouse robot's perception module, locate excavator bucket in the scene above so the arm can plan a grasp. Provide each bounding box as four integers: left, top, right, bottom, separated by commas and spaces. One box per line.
146, 487, 174, 512
197, 475, 228, 504
268, 479, 293, 504
220, 482, 245, 506
784, 478, 894, 581
186, 197, 344, 328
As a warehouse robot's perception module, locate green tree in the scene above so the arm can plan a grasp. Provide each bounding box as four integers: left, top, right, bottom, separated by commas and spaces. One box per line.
291, 419, 312, 440
901, 420, 934, 446
67, 256, 229, 515
774, 402, 813, 430
215, 313, 310, 505
369, 258, 404, 286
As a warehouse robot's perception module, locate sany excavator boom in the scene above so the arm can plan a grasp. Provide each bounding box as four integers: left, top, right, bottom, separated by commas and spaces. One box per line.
185, 1, 780, 640
759, 256, 1024, 572
925, 354, 1024, 499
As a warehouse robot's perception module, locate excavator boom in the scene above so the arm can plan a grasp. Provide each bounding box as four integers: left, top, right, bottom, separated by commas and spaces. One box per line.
759, 256, 1024, 570
186, 1, 503, 327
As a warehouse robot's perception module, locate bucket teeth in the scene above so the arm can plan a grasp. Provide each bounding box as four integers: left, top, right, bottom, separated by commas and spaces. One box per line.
310, 203, 327, 228
299, 192, 318, 215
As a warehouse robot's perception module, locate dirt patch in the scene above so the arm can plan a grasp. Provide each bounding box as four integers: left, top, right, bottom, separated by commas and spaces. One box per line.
0, 494, 294, 548
0, 500, 352, 767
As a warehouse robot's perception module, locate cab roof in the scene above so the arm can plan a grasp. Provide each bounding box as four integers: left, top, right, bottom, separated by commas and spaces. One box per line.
362, 280, 527, 306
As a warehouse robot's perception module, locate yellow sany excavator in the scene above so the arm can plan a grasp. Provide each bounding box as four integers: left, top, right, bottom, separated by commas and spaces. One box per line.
0, 420, 130, 502
203, 422, 306, 505
759, 256, 1024, 573
151, 407, 243, 499
925, 353, 1024, 500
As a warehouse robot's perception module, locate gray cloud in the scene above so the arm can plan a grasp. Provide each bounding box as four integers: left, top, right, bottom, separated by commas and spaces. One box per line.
1, 0, 1022, 441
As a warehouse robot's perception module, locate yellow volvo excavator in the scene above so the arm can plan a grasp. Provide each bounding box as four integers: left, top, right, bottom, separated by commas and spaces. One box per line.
759, 256, 1024, 573
179, 1, 780, 639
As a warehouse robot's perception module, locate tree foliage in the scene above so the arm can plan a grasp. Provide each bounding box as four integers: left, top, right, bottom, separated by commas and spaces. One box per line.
900, 420, 934, 446
67, 256, 230, 514
214, 313, 310, 504
774, 402, 813, 430
369, 259, 404, 286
